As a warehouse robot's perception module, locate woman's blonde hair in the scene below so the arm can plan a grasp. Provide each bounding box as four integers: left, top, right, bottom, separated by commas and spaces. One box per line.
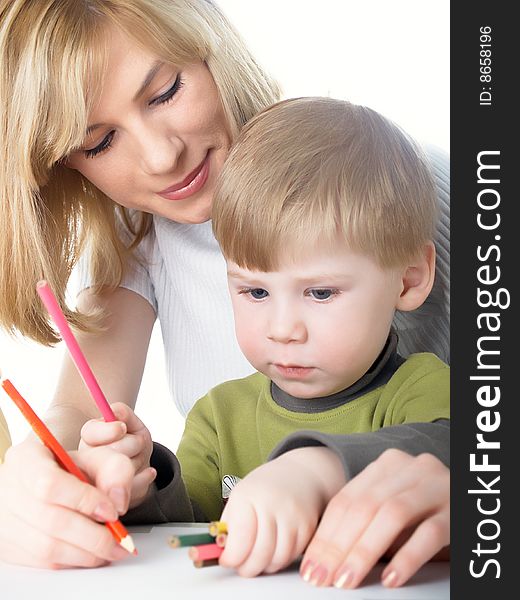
213, 97, 438, 271
0, 0, 280, 344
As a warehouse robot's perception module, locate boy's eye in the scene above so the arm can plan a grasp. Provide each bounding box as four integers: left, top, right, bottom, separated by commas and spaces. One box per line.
249, 288, 269, 300
309, 288, 336, 300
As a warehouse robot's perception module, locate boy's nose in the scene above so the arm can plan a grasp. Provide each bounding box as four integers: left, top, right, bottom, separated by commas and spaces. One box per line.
267, 309, 307, 344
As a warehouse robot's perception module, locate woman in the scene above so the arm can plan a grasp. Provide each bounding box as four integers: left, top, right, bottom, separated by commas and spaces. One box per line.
0, 0, 449, 585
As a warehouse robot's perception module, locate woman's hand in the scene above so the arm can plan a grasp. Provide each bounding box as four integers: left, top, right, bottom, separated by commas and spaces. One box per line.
0, 437, 136, 568
79, 402, 156, 508
300, 449, 450, 588
219, 446, 345, 577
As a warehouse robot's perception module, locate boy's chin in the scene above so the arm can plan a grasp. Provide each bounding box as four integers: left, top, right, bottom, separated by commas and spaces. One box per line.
273, 380, 335, 400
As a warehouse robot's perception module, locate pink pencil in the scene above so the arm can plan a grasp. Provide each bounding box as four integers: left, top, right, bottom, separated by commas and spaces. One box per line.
36, 280, 116, 422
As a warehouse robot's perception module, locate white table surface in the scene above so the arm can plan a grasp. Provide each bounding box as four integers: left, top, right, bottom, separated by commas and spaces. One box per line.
1, 523, 449, 599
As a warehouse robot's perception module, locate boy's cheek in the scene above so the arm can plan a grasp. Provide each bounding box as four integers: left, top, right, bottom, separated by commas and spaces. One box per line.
235, 328, 265, 370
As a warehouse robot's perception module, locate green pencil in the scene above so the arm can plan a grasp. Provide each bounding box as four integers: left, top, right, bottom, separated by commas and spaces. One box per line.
168, 533, 215, 548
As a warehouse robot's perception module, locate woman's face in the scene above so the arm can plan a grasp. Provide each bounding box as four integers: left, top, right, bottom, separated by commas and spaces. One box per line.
66, 28, 232, 224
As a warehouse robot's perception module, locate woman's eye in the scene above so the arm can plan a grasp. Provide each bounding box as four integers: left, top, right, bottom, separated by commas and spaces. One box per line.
149, 74, 184, 107
309, 288, 336, 301
84, 131, 115, 159
246, 288, 269, 300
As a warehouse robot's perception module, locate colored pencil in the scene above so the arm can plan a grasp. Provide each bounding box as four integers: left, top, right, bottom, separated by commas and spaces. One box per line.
215, 532, 227, 548
188, 543, 223, 562
208, 521, 228, 537
36, 280, 116, 422
168, 533, 215, 548
193, 558, 220, 568
1, 377, 136, 555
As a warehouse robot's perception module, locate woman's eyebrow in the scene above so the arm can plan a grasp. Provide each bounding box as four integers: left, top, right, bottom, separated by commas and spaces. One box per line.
132, 60, 165, 101
85, 60, 165, 136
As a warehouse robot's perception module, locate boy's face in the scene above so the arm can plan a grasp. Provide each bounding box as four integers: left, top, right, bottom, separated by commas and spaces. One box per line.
227, 244, 405, 399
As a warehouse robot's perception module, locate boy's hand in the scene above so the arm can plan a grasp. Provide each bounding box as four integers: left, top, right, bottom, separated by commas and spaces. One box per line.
300, 449, 450, 588
219, 447, 345, 577
79, 402, 156, 508
0, 438, 135, 568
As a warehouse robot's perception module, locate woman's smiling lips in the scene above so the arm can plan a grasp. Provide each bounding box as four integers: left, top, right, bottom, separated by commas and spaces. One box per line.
274, 364, 315, 379
157, 153, 210, 201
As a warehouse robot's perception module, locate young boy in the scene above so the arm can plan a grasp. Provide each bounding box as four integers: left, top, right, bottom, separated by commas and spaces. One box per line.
84, 97, 450, 586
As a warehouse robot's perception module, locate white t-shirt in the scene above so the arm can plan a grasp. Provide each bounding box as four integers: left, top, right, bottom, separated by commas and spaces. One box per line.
80, 147, 450, 417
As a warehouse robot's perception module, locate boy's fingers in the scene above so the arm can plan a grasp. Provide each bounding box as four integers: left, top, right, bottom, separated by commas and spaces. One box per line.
110, 402, 149, 435
219, 502, 257, 568
80, 419, 127, 446
129, 467, 157, 508
108, 433, 146, 460
236, 515, 276, 577
264, 519, 299, 574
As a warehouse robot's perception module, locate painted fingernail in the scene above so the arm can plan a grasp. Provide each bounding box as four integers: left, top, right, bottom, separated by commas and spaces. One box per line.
309, 564, 328, 586
334, 567, 353, 589
382, 569, 398, 587
92, 502, 117, 522
301, 560, 315, 582
109, 486, 127, 513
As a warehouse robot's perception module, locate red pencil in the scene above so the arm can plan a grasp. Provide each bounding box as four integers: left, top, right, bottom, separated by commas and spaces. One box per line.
0, 377, 137, 555
188, 543, 223, 562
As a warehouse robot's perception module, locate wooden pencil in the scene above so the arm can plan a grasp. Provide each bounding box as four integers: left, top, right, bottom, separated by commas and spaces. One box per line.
1, 377, 137, 555
193, 558, 220, 568
188, 542, 223, 562
208, 520, 228, 537
215, 532, 227, 548
168, 533, 215, 548
36, 280, 117, 422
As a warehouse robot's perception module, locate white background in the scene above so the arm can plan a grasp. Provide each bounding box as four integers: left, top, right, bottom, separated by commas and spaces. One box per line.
0, 0, 449, 448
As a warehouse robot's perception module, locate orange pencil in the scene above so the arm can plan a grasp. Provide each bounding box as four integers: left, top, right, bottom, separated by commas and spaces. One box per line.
0, 376, 137, 555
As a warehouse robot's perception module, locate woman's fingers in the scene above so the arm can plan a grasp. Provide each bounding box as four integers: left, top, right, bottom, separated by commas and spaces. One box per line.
73, 446, 135, 515
300, 451, 450, 589
381, 511, 450, 587
0, 440, 136, 568
0, 511, 112, 569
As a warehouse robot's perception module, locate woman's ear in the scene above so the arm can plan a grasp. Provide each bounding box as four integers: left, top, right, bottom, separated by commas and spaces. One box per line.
395, 242, 436, 312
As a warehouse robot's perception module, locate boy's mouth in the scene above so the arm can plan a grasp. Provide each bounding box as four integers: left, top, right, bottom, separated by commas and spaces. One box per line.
274, 364, 315, 379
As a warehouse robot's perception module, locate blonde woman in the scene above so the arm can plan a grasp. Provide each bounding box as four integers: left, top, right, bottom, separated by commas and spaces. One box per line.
0, 0, 450, 576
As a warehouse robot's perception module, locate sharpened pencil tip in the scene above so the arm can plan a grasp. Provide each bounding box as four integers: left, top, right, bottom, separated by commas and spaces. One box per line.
119, 534, 137, 555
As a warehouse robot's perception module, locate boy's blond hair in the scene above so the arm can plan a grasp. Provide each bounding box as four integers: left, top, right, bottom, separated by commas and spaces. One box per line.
0, 0, 280, 344
213, 97, 437, 271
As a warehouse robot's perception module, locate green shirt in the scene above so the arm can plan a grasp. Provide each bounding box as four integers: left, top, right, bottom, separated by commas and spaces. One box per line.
177, 352, 449, 521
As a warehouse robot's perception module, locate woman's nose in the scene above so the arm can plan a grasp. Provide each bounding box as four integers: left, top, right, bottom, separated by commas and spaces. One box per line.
139, 128, 183, 176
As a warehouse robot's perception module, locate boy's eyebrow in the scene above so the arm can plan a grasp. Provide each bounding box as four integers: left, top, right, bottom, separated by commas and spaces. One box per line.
227, 268, 351, 283
85, 60, 165, 136
226, 268, 249, 279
